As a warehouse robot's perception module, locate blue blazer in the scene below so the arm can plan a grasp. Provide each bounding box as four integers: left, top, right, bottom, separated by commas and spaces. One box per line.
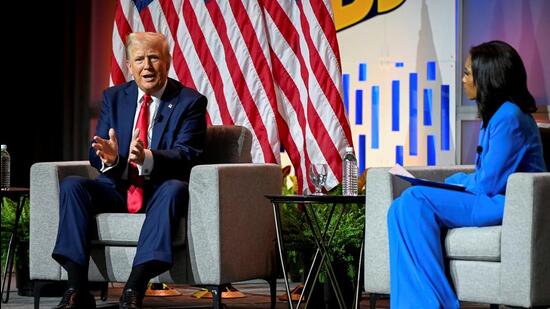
89, 78, 207, 185
446, 101, 546, 197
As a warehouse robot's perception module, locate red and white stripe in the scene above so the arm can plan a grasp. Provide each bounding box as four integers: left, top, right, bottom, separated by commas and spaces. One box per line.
111, 0, 352, 192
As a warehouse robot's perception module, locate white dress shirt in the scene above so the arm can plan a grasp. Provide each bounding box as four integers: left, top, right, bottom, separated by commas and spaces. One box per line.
101, 82, 167, 178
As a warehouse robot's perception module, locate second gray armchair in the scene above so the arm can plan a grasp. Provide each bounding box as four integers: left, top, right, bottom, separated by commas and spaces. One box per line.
363, 166, 550, 308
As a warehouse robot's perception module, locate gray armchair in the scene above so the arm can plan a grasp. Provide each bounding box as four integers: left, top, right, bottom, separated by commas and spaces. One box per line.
363, 166, 550, 308
30, 125, 281, 309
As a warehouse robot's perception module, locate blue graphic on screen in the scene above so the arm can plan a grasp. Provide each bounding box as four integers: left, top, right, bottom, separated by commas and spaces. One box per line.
396, 145, 403, 165
342, 58, 451, 168
359, 134, 366, 175
355, 89, 363, 125
343, 73, 350, 116
372, 86, 380, 149
392, 80, 400, 131
427, 135, 436, 165
427, 61, 436, 81
441, 84, 450, 150
359, 63, 367, 81
424, 88, 432, 126
409, 73, 418, 156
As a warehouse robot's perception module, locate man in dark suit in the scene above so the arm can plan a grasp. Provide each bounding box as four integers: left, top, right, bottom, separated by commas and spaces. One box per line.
51, 32, 207, 309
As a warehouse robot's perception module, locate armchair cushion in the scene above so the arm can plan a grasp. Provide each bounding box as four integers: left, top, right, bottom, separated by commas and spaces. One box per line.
94, 214, 186, 246
445, 226, 501, 261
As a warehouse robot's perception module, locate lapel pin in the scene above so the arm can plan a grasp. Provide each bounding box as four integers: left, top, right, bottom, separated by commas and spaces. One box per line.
168, 104, 173, 109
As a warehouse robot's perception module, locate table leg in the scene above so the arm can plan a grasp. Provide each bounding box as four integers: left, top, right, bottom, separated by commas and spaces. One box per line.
299, 207, 332, 308
302, 203, 348, 309
294, 201, 332, 309
352, 234, 365, 309
313, 205, 348, 308
1, 196, 26, 303
271, 202, 294, 309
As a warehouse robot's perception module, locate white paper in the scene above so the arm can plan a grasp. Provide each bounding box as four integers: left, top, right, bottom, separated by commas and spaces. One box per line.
388, 163, 466, 192
388, 164, 415, 178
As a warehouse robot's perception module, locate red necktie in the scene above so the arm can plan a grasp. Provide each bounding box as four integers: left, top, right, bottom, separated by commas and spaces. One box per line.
127, 94, 151, 213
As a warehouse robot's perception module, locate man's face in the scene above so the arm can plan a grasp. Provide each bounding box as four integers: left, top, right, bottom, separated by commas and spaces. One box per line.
462, 56, 477, 100
126, 40, 169, 94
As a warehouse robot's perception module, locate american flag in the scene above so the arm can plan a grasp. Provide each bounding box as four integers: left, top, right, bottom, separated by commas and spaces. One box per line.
111, 0, 352, 193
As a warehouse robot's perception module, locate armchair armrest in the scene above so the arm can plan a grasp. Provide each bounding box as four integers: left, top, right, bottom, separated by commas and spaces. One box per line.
363, 167, 393, 293
187, 163, 281, 285
29, 161, 97, 280
500, 172, 550, 307
364, 165, 475, 293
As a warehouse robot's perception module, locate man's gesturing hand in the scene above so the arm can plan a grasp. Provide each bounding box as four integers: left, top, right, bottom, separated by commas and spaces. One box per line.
92, 128, 119, 166
128, 128, 146, 165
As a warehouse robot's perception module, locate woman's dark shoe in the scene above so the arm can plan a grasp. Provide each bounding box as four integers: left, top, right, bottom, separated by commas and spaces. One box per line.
52, 288, 96, 309
119, 288, 143, 309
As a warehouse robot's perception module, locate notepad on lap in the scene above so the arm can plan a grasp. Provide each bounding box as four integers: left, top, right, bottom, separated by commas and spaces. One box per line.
388, 164, 466, 192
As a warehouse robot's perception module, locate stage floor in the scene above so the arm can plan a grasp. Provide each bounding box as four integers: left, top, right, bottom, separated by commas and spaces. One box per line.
2, 278, 493, 308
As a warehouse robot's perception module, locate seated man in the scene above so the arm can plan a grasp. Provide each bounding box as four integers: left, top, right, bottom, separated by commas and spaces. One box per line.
51, 32, 207, 309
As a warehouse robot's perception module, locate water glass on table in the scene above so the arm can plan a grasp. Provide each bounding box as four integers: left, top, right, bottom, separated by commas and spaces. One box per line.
309, 163, 327, 195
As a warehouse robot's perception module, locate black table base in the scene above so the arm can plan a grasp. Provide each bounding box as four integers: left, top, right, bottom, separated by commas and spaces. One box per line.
266, 194, 365, 309
1, 187, 30, 303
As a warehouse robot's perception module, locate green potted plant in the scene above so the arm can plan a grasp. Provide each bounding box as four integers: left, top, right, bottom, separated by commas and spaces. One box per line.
280, 167, 366, 307
1, 197, 32, 296
311, 185, 364, 308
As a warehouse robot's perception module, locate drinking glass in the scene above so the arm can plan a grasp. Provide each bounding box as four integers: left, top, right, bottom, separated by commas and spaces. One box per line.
309, 163, 327, 195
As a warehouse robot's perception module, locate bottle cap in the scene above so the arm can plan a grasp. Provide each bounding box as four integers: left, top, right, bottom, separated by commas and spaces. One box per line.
345, 146, 353, 152
1, 144, 6, 150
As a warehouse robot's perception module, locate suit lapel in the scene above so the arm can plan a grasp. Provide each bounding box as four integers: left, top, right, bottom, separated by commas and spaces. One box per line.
119, 82, 138, 158
151, 79, 180, 150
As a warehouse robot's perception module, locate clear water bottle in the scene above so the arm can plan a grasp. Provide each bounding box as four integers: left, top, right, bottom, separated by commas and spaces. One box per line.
1, 144, 10, 189
342, 146, 358, 196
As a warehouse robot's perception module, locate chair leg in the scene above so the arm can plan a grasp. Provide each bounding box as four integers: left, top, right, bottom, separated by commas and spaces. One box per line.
369, 293, 378, 309
210, 285, 222, 309
100, 282, 108, 301
33, 280, 48, 309
267, 277, 277, 309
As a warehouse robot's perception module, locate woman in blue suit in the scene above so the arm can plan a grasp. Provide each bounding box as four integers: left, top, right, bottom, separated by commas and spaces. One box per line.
387, 40, 547, 308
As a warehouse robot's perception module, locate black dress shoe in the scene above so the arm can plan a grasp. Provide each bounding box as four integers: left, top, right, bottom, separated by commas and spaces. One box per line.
119, 288, 144, 309
53, 288, 96, 309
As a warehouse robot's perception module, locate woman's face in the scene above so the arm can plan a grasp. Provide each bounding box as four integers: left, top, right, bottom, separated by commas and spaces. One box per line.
462, 56, 477, 100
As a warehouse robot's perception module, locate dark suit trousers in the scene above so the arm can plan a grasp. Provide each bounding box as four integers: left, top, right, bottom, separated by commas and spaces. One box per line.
52, 175, 188, 268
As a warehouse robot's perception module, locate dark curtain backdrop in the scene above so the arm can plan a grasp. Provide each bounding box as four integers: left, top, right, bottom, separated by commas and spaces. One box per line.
0, 0, 92, 187
63, 0, 91, 161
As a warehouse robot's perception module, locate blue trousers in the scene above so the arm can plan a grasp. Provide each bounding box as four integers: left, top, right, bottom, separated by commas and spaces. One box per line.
52, 175, 188, 268
387, 186, 504, 309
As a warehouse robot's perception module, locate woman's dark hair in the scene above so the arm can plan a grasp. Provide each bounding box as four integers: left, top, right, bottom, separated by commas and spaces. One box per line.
470, 40, 536, 126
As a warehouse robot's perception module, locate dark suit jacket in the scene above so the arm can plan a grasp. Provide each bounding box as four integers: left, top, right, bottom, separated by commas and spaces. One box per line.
89, 78, 207, 187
